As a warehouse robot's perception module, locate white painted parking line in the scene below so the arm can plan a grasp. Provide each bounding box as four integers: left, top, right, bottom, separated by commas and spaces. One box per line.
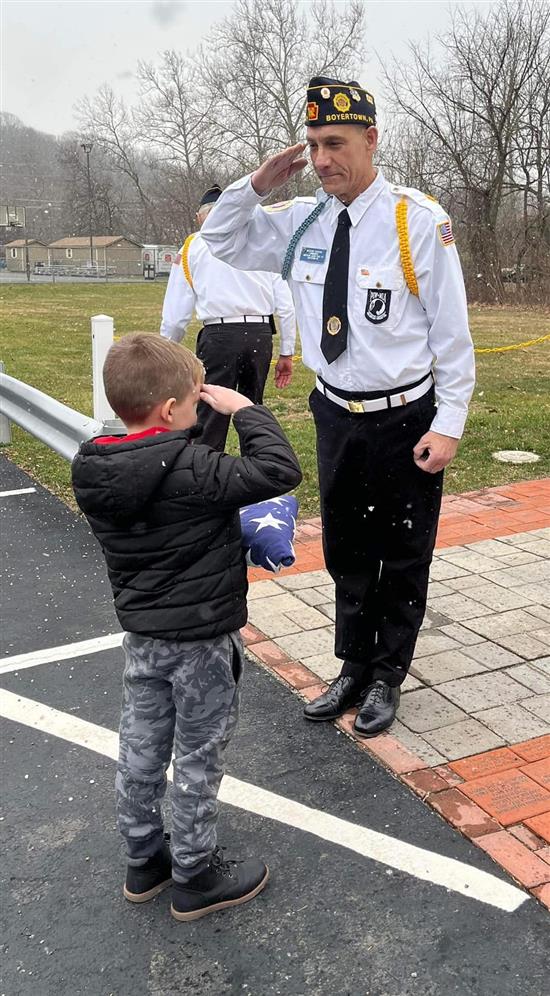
0, 632, 124, 675
0, 487, 37, 498
0, 689, 527, 912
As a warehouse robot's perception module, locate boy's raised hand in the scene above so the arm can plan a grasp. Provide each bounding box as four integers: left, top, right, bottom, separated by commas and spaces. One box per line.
251, 143, 308, 197
199, 384, 254, 416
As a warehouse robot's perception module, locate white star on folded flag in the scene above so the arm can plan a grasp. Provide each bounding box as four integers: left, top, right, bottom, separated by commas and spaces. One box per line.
249, 512, 284, 532
239, 496, 299, 572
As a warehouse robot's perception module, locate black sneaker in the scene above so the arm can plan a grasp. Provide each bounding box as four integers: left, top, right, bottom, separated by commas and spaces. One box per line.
171, 847, 269, 922
123, 836, 172, 903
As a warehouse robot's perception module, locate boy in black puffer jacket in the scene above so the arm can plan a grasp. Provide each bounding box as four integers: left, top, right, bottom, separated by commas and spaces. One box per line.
72, 333, 301, 921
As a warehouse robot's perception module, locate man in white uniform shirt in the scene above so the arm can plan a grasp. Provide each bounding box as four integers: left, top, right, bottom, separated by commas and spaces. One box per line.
201, 77, 475, 736
161, 184, 296, 450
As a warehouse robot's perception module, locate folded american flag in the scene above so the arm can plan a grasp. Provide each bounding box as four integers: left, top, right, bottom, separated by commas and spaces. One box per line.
240, 496, 299, 572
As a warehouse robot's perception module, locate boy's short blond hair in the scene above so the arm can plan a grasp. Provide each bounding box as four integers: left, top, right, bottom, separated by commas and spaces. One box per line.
103, 333, 204, 424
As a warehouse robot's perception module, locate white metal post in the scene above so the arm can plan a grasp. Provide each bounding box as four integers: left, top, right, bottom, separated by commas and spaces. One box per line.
0, 361, 13, 444
91, 314, 117, 423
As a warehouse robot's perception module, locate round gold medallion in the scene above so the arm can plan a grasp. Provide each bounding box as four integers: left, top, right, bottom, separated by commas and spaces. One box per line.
327, 316, 342, 335
320, 87, 331, 99
333, 92, 351, 113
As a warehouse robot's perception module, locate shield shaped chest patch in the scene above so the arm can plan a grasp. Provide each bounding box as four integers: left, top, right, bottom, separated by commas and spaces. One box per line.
365, 288, 392, 324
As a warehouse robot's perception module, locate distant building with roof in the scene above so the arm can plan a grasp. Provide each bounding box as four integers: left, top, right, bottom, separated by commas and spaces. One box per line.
4, 238, 49, 272
47, 236, 143, 276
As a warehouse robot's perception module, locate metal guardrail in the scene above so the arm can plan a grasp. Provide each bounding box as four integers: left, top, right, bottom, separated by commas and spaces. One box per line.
0, 371, 109, 461
0, 315, 123, 461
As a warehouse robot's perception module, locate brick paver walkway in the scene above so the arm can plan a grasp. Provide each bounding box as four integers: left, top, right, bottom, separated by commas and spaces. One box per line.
244, 479, 550, 910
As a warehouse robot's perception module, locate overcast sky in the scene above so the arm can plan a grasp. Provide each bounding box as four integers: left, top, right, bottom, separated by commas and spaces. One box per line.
2, 0, 494, 136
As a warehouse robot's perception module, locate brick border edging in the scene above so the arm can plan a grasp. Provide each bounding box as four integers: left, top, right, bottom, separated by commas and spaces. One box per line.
247, 478, 550, 582
241, 622, 550, 912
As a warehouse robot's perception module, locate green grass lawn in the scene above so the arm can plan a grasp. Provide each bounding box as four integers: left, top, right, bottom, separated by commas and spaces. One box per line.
0, 282, 549, 514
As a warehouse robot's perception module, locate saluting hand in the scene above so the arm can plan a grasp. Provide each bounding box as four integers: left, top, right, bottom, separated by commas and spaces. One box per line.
413, 431, 459, 474
200, 384, 254, 416
252, 143, 308, 197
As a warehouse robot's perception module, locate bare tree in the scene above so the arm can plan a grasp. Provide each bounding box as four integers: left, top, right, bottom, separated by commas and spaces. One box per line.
201, 0, 366, 180
378, 118, 456, 201
382, 0, 550, 302
5, 0, 549, 279
134, 52, 222, 233
80, 0, 365, 240
76, 86, 161, 241
56, 137, 129, 237
505, 31, 550, 299
0, 114, 71, 245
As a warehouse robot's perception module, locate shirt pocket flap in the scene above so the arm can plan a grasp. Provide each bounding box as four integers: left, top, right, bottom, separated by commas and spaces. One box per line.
291, 259, 328, 285
356, 266, 404, 291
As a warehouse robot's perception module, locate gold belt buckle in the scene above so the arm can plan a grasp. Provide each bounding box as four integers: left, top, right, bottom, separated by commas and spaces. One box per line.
348, 400, 364, 413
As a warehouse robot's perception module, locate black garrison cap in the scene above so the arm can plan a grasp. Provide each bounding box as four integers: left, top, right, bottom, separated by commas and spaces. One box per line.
199, 184, 222, 207
305, 76, 376, 128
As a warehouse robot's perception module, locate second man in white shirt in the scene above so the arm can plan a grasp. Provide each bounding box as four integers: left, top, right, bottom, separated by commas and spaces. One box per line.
161, 184, 296, 450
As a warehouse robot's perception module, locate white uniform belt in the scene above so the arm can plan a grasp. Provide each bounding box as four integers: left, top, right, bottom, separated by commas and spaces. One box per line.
203, 315, 270, 326
316, 373, 433, 413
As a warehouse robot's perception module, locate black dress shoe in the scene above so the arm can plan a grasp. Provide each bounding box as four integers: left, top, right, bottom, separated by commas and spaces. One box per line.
353, 680, 400, 738
303, 675, 365, 722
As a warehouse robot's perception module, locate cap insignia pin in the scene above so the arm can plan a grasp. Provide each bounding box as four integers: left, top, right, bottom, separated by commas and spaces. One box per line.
333, 92, 351, 113
320, 87, 331, 99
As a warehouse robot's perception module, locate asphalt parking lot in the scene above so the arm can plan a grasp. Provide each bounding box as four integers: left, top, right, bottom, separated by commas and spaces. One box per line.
1, 455, 549, 996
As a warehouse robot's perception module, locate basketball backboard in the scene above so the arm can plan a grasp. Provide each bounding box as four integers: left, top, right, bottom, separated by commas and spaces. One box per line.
0, 206, 26, 228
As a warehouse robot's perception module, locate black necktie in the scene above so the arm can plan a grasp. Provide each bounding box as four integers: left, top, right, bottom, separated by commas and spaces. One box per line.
321, 208, 351, 364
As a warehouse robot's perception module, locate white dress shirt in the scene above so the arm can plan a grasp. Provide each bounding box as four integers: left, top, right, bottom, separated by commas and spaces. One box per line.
200, 170, 475, 438
160, 232, 297, 356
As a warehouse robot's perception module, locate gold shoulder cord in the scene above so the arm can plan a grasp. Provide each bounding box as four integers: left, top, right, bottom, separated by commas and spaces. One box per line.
181, 233, 196, 288
395, 199, 419, 297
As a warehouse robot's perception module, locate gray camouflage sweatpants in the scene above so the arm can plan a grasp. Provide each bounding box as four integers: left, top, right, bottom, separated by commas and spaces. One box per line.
116, 630, 243, 882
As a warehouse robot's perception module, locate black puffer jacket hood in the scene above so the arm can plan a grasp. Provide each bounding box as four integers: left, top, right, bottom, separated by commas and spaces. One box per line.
72, 406, 302, 642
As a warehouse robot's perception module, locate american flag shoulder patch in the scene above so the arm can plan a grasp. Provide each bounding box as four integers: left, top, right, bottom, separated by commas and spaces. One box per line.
437, 220, 455, 247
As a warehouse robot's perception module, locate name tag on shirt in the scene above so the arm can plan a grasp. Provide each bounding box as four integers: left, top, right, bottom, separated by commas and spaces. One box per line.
299, 247, 327, 264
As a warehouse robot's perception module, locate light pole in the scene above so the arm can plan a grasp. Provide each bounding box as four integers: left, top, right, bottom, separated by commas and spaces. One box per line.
80, 142, 94, 268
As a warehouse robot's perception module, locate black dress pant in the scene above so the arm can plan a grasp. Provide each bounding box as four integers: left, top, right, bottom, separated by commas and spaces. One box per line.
310, 386, 443, 687
196, 323, 273, 450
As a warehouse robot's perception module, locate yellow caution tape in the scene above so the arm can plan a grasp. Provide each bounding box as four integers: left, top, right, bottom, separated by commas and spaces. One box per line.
117, 336, 548, 361
122, 330, 549, 360
474, 333, 550, 354
272, 333, 549, 365
270, 355, 301, 366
